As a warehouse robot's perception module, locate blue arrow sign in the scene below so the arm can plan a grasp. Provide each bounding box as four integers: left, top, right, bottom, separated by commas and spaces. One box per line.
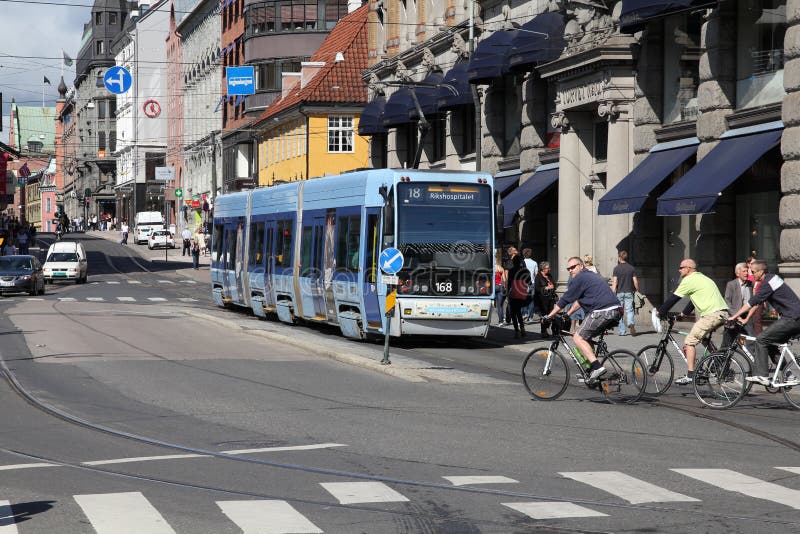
379, 247, 404, 275
226, 66, 255, 95
104, 66, 132, 95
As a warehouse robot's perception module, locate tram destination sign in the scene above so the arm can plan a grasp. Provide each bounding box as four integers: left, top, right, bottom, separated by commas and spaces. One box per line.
400, 184, 487, 206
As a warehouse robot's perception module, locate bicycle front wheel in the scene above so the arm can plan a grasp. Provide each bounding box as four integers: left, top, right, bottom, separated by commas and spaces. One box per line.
693, 352, 747, 409
781, 357, 800, 410
637, 344, 675, 396
522, 347, 569, 400
599, 349, 647, 404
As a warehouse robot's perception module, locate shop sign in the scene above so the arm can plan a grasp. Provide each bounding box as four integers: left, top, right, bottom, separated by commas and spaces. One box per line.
191, 200, 201, 208
557, 77, 608, 110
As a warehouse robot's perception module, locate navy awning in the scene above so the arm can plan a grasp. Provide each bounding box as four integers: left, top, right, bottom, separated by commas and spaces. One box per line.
383, 87, 418, 128
508, 12, 566, 70
620, 0, 718, 33
657, 124, 782, 216
494, 170, 521, 197
437, 62, 473, 110
358, 95, 387, 135
598, 140, 698, 215
467, 30, 517, 84
417, 72, 444, 116
502, 164, 559, 227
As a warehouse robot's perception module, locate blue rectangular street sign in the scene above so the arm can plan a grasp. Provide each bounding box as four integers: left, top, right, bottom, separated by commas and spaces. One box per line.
226, 66, 255, 95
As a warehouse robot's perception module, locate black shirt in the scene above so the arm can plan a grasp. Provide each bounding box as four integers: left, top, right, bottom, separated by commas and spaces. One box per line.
749, 273, 800, 319
612, 262, 636, 293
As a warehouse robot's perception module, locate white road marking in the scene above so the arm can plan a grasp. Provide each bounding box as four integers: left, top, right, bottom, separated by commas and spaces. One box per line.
148, 297, 167, 302
57, 297, 76, 301
0, 499, 19, 533
0, 463, 56, 471
84, 454, 206, 466
117, 297, 136, 302
223, 443, 346, 454
127, 280, 141, 284
502, 501, 608, 519
106, 281, 121, 284
182, 280, 198, 284
442, 476, 518, 486
560, 471, 699, 504
86, 297, 105, 302
776, 467, 800, 475
217, 500, 323, 534
157, 280, 174, 284
320, 481, 409, 504
672, 469, 800, 510
26, 298, 44, 301
74, 492, 176, 534
178, 298, 198, 302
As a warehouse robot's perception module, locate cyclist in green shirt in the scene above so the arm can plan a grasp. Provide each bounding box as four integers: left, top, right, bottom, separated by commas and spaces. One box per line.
656, 258, 729, 385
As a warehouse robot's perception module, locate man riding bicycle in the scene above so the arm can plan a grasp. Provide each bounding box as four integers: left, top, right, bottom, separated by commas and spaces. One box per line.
656, 258, 728, 385
729, 260, 800, 386
543, 257, 622, 384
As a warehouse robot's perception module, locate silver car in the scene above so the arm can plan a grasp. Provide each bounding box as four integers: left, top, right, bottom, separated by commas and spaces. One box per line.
0, 255, 45, 296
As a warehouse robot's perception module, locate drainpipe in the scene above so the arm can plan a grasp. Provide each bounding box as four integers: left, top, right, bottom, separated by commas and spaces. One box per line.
298, 108, 310, 180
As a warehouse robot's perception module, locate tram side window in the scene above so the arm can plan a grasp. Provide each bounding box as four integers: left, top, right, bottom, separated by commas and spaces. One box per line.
300, 225, 313, 276
249, 222, 265, 265
213, 224, 224, 262
225, 228, 237, 270
365, 214, 378, 282
276, 219, 293, 268
336, 215, 361, 272
265, 227, 274, 265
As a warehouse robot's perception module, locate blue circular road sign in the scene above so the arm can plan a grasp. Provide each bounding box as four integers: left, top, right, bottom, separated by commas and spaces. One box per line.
379, 247, 404, 274
104, 66, 132, 95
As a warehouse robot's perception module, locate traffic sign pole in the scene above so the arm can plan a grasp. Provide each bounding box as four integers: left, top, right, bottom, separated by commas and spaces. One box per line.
379, 247, 404, 365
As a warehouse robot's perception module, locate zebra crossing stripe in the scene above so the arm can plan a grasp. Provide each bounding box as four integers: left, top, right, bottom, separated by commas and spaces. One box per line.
107, 281, 121, 284
128, 280, 141, 284
502, 501, 608, 519
217, 500, 323, 534
0, 499, 19, 533
73, 492, 176, 533
776, 467, 800, 475
117, 297, 136, 302
86, 297, 104, 302
559, 471, 699, 504
672, 469, 800, 510
148, 297, 167, 302
320, 481, 409, 504
178, 298, 198, 302
442, 476, 518, 486
157, 280, 175, 284
57, 297, 76, 301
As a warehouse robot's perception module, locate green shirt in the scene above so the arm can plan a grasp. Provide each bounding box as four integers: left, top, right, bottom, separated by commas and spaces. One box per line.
674, 271, 728, 316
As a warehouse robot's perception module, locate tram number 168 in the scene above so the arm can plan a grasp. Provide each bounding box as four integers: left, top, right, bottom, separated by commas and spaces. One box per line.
435, 281, 453, 293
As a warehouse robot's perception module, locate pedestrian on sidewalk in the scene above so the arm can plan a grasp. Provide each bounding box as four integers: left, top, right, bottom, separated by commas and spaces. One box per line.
181, 227, 192, 256
191, 227, 203, 270
507, 250, 530, 339
120, 220, 129, 245
611, 250, 639, 336
494, 254, 507, 326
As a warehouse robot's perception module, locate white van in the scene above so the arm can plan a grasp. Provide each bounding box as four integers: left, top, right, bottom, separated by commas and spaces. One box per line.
43, 241, 88, 283
133, 211, 165, 244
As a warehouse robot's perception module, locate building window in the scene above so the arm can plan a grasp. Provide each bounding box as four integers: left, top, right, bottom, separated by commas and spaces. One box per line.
97, 100, 106, 119
96, 40, 104, 55
109, 98, 116, 117
95, 11, 102, 24
461, 106, 476, 155
663, 13, 701, 123
737, 0, 787, 109
328, 115, 354, 153
594, 122, 608, 162
98, 131, 106, 152
244, 0, 347, 37
430, 114, 446, 163
46, 197, 51, 213
109, 12, 117, 24
109, 131, 116, 153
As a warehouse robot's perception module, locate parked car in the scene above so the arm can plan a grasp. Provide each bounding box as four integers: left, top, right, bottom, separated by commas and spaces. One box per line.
43, 241, 88, 284
148, 229, 175, 250
0, 255, 45, 296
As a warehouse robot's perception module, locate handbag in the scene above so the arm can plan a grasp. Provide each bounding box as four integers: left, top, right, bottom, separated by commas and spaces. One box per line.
510, 279, 529, 300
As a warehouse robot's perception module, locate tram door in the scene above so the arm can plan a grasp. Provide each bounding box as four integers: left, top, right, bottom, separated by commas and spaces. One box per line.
300, 215, 327, 320
363, 209, 382, 328
264, 221, 276, 310
323, 210, 337, 318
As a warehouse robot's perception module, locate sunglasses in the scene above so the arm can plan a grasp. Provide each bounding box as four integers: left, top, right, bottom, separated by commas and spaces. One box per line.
566, 264, 579, 271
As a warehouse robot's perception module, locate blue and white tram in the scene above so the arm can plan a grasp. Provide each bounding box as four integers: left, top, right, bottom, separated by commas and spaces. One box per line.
210, 168, 499, 339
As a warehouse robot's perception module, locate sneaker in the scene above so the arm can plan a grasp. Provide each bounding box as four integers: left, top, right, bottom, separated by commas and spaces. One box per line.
746, 375, 771, 386
587, 366, 607, 383
674, 375, 693, 386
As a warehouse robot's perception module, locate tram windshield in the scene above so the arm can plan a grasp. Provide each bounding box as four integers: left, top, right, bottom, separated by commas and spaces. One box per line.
395, 182, 493, 297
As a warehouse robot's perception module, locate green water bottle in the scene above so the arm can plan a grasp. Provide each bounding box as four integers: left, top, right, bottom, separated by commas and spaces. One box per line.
573, 347, 590, 369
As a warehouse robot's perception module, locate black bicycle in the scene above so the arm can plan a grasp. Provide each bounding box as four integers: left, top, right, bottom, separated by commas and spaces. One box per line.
522, 313, 647, 404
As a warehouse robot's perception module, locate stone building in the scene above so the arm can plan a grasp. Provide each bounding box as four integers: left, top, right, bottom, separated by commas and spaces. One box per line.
364, 0, 798, 301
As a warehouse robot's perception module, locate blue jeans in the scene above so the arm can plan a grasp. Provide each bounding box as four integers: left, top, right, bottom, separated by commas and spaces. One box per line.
524, 294, 536, 319
495, 289, 506, 324
617, 292, 634, 335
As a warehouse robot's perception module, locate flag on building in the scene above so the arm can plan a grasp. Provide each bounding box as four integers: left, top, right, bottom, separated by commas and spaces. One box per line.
43, 76, 51, 85
62, 50, 73, 67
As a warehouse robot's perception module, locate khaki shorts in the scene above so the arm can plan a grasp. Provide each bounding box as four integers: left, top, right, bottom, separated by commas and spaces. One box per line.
684, 310, 728, 346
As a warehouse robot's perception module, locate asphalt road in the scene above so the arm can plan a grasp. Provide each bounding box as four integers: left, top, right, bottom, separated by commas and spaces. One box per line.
0, 232, 797, 533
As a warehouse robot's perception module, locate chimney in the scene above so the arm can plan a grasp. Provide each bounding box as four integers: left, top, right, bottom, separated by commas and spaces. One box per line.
300, 61, 325, 88
281, 72, 300, 99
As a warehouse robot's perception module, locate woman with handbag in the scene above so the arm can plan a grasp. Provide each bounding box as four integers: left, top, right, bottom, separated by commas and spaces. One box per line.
507, 252, 531, 338
535, 262, 557, 336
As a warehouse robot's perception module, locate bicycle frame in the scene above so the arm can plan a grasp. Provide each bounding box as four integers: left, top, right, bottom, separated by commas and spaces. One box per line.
766, 343, 799, 388
651, 315, 724, 372
547, 318, 608, 381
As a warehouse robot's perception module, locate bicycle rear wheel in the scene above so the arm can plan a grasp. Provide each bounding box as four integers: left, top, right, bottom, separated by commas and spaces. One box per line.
781, 358, 800, 410
522, 347, 569, 400
693, 352, 747, 409
599, 349, 647, 404
637, 344, 675, 396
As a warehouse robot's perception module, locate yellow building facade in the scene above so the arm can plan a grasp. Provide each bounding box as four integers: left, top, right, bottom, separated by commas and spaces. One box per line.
257, 113, 370, 187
